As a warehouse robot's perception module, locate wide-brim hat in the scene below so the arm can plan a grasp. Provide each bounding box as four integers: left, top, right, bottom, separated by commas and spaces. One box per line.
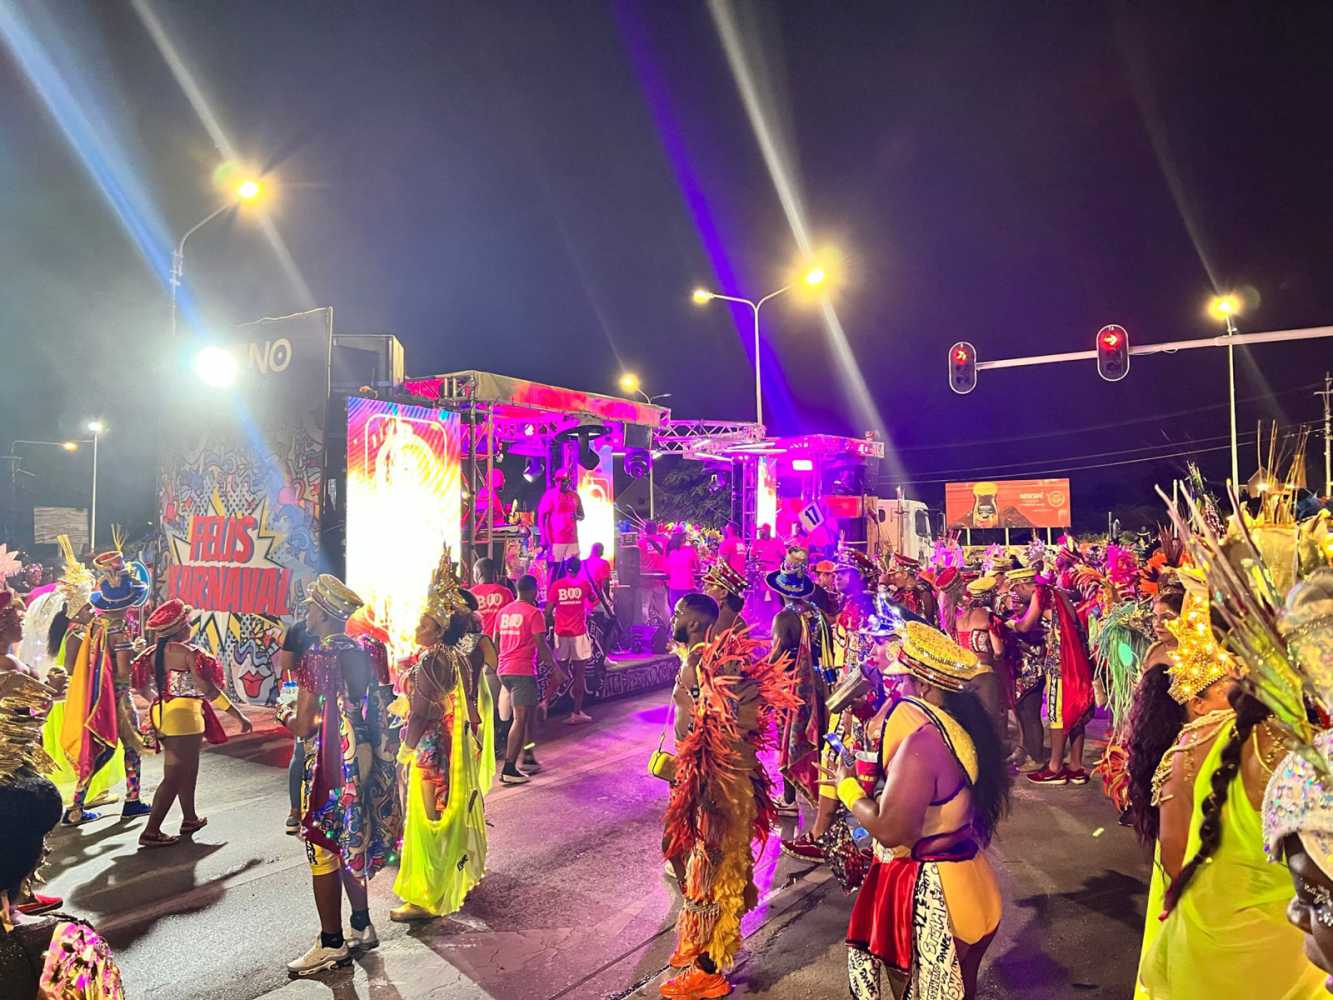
91, 550, 126, 576
766, 567, 817, 600
308, 574, 364, 620
897, 621, 987, 692
966, 575, 998, 596
1005, 566, 1037, 583
146, 599, 195, 634
90, 573, 150, 611
702, 561, 748, 599
931, 567, 961, 591
891, 552, 920, 571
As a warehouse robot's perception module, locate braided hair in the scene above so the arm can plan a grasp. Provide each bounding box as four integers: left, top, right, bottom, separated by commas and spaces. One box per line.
1125, 664, 1185, 846
1161, 687, 1270, 913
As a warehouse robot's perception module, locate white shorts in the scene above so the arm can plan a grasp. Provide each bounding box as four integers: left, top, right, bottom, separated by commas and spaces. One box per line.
550, 542, 580, 562
555, 633, 593, 661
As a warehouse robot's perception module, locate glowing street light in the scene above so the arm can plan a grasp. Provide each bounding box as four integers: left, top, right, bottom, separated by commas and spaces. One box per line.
1207, 293, 1243, 486
691, 258, 833, 427
619, 372, 641, 394
170, 172, 270, 338
194, 345, 240, 389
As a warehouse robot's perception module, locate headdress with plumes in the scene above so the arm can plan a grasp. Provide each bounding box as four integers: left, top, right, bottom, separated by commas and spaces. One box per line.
422, 545, 470, 624
1090, 599, 1154, 727
1138, 525, 1187, 598
0, 672, 57, 782
56, 534, 93, 611
0, 544, 22, 583
980, 543, 1004, 575
1163, 578, 1237, 704
1161, 457, 1332, 780
1024, 536, 1049, 573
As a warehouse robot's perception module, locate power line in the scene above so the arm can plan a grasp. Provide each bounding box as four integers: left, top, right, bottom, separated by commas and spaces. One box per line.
881, 423, 1318, 486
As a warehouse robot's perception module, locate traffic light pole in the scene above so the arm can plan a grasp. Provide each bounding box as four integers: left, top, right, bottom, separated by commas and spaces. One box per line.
972, 324, 1333, 371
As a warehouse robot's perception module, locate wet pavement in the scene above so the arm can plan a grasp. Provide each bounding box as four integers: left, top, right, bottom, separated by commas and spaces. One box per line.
44, 691, 1150, 999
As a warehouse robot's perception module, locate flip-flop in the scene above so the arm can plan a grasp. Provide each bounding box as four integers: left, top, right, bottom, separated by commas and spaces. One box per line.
180, 818, 208, 836
138, 832, 179, 849
61, 810, 102, 827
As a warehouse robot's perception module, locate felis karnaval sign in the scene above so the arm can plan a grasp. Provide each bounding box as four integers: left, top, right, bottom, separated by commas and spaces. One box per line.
945, 478, 1071, 530
159, 309, 330, 703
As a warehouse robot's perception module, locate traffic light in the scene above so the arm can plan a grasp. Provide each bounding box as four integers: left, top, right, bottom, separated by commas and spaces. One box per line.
1096, 324, 1130, 382
948, 341, 977, 395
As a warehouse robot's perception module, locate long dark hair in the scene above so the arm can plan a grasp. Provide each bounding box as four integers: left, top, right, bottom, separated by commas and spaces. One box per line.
1161, 687, 1270, 913
940, 688, 1011, 846
0, 768, 63, 899
1125, 664, 1186, 846
153, 631, 171, 696
47, 606, 70, 658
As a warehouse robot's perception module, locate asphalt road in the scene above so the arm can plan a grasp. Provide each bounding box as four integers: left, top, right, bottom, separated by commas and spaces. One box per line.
44, 692, 1149, 999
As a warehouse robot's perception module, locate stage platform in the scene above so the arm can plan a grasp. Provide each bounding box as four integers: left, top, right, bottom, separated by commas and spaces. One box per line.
593, 651, 679, 702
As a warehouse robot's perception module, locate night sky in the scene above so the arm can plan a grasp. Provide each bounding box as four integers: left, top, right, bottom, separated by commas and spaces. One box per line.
3, 1, 1332, 540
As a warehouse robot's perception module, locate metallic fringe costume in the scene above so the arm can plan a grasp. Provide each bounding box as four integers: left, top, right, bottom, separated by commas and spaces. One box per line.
662, 630, 800, 971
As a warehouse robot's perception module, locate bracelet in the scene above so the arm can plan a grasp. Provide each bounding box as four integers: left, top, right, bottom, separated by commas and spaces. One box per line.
837, 776, 868, 812
211, 693, 233, 712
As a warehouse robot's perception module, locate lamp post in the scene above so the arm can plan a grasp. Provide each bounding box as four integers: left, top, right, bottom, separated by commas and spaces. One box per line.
170, 178, 264, 338
618, 373, 671, 519
5, 439, 80, 548
86, 421, 104, 551
692, 266, 826, 428
1208, 294, 1243, 486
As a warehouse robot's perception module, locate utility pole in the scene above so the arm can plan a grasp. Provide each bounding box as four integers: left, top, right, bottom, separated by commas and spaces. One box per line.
1318, 372, 1333, 497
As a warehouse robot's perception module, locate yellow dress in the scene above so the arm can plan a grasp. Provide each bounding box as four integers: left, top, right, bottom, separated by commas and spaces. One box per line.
1138, 720, 1325, 998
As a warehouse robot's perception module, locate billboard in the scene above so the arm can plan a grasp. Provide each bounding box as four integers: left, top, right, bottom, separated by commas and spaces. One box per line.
945, 478, 1071, 530
345, 397, 462, 665
34, 507, 88, 550
160, 310, 330, 703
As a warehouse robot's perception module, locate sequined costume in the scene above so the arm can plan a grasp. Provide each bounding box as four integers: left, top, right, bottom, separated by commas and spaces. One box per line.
392, 636, 488, 917
129, 644, 230, 744
0, 912, 124, 1000
297, 634, 402, 881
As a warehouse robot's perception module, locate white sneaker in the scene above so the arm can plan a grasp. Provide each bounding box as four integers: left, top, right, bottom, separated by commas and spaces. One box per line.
564, 711, 592, 725
348, 922, 378, 951
287, 939, 351, 976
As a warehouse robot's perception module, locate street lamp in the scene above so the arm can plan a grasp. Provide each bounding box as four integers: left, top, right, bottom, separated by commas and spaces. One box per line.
618, 373, 671, 519
170, 177, 265, 339
86, 421, 104, 551
1207, 293, 1243, 486
691, 264, 828, 427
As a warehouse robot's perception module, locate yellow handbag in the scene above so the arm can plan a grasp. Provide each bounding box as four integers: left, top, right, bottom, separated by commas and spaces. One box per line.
648, 701, 677, 782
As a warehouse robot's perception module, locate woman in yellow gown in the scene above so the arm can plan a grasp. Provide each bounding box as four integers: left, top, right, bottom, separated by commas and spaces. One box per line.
390, 549, 488, 923
1133, 589, 1324, 998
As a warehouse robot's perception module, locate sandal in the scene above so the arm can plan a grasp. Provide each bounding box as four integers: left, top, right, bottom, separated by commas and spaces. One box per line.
180, 817, 208, 836
138, 831, 180, 849
61, 809, 102, 827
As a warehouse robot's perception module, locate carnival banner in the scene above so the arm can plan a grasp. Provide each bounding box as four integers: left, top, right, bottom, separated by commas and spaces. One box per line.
945, 478, 1071, 530
159, 310, 330, 704
345, 397, 462, 665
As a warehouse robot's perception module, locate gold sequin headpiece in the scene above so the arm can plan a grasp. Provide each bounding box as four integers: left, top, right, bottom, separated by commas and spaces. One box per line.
423, 545, 470, 624
1164, 583, 1236, 704
56, 534, 93, 612
897, 621, 987, 692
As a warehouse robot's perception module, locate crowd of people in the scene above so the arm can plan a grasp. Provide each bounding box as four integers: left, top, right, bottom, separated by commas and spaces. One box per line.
4, 455, 1333, 999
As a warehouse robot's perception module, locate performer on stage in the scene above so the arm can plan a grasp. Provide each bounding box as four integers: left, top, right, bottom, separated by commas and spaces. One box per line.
660, 594, 798, 1000
281, 575, 402, 977
841, 622, 1010, 1000
537, 470, 583, 578
391, 549, 488, 923
767, 548, 832, 814
718, 522, 747, 577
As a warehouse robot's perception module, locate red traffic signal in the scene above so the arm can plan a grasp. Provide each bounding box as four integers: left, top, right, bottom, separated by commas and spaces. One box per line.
1096, 324, 1130, 382
948, 341, 977, 395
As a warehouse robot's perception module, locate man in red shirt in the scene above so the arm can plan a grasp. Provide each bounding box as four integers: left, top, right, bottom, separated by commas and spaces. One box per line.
537, 470, 583, 578
718, 521, 747, 576
583, 542, 612, 605
469, 557, 514, 638
547, 556, 595, 725
496, 575, 558, 784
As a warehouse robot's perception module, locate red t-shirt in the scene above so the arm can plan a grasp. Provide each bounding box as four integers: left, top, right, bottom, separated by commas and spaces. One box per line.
719, 537, 747, 575
538, 488, 580, 545
549, 575, 593, 637
640, 534, 667, 575
584, 556, 611, 596
470, 583, 515, 637
496, 600, 546, 677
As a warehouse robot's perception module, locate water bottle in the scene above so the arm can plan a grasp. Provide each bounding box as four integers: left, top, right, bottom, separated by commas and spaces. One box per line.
279, 680, 299, 708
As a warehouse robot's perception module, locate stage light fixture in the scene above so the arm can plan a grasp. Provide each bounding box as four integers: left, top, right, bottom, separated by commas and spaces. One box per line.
523, 458, 544, 483
624, 449, 650, 480
791, 458, 815, 472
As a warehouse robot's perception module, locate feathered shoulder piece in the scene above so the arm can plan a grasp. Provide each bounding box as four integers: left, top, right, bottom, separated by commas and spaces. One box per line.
0, 672, 57, 781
